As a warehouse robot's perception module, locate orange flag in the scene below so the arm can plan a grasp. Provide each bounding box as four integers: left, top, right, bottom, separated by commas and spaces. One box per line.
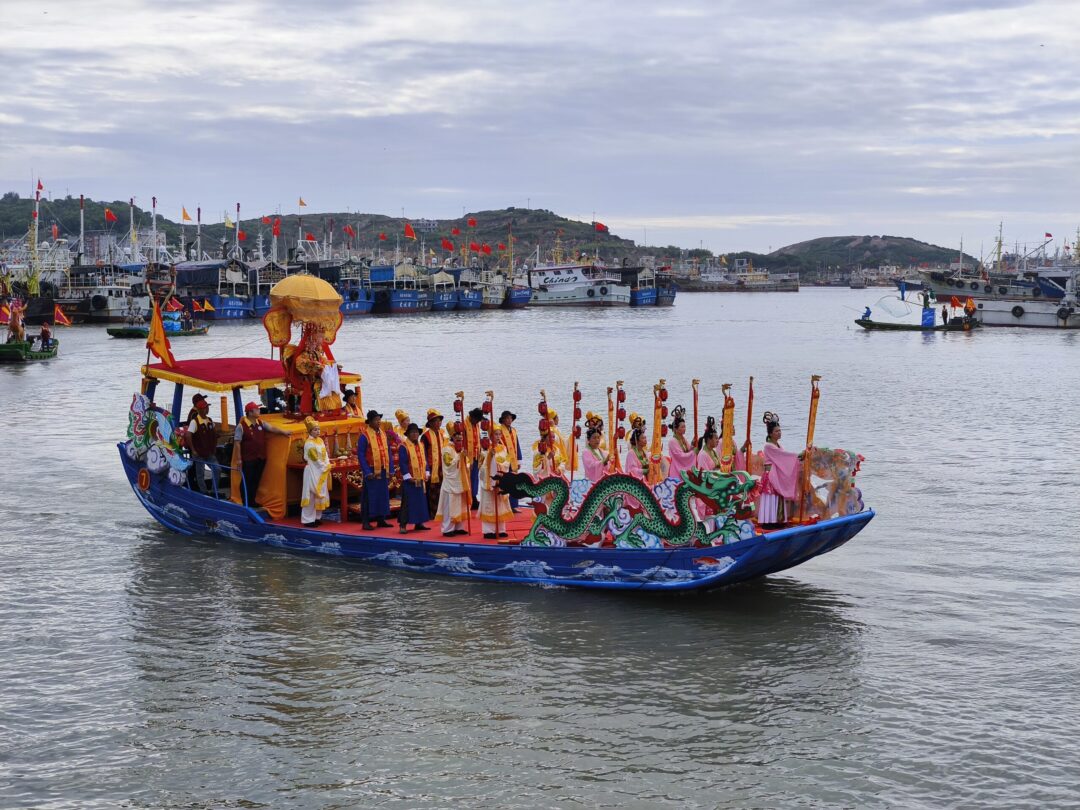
53, 304, 72, 326
146, 298, 176, 367
192, 299, 204, 313
404, 222, 417, 240
202, 298, 216, 312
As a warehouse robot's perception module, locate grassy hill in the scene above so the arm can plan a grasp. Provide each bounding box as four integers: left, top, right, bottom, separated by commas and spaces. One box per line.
0, 192, 971, 274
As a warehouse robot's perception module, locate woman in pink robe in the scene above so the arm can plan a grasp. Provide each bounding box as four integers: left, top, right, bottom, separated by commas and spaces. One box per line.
666, 407, 697, 480
693, 422, 722, 521
582, 427, 612, 484
624, 428, 648, 480
757, 413, 801, 525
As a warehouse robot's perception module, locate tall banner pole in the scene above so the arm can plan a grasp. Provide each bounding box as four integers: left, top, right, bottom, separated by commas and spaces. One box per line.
743, 376, 754, 471
797, 375, 822, 523
569, 381, 581, 479
692, 378, 700, 446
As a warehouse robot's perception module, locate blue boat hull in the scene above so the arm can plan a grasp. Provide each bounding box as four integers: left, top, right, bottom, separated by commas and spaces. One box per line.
630, 288, 658, 307
340, 287, 375, 315
504, 286, 532, 308
374, 289, 425, 313
656, 286, 677, 306
191, 295, 251, 319
432, 291, 458, 311
458, 290, 483, 310
119, 445, 873, 591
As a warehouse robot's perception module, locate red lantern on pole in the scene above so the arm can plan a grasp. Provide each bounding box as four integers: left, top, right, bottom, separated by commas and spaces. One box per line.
574, 425, 582, 438
453, 400, 464, 413
482, 401, 492, 414
573, 390, 582, 403
617, 407, 626, 421
539, 418, 550, 433
573, 407, 582, 420
538, 401, 548, 416
617, 426, 626, 439
617, 389, 626, 403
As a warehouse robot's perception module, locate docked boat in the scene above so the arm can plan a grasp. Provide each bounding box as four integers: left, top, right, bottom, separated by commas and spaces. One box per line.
429, 270, 459, 311
120, 275, 874, 591
528, 263, 631, 306
174, 259, 252, 319
0, 339, 58, 362
336, 260, 375, 316
503, 280, 532, 308
108, 325, 209, 338
477, 270, 509, 309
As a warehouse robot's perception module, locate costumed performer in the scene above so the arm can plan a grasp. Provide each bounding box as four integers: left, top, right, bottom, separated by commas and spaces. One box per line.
480, 431, 512, 540
465, 407, 484, 510
357, 408, 394, 529
344, 390, 362, 418
496, 410, 522, 512
582, 427, 612, 485
757, 412, 801, 526
436, 422, 471, 537
693, 417, 722, 523
548, 409, 569, 461
301, 417, 331, 527
397, 423, 430, 533
625, 427, 648, 481
421, 408, 446, 519
666, 405, 697, 479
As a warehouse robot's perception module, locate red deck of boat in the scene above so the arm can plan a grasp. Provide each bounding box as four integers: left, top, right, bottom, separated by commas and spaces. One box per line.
269, 510, 541, 545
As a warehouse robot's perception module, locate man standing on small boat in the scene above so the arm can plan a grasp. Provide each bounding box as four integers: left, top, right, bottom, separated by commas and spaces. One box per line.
421, 408, 446, 519
496, 410, 522, 511
233, 401, 288, 507
186, 394, 218, 495
358, 409, 394, 529
397, 423, 430, 533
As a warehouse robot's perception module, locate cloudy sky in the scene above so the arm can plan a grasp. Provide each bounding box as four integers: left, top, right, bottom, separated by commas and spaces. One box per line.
3, 0, 1079, 254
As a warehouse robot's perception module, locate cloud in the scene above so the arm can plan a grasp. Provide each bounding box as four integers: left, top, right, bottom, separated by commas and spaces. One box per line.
1, 0, 1078, 252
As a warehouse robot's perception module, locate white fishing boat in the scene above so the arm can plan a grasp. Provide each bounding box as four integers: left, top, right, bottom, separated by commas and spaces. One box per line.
527, 262, 630, 306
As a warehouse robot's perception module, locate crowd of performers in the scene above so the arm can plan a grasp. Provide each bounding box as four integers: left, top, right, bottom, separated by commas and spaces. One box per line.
197, 377, 811, 539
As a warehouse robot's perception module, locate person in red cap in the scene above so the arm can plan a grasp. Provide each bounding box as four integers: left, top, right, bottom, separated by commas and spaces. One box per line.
186, 393, 218, 494
233, 401, 287, 506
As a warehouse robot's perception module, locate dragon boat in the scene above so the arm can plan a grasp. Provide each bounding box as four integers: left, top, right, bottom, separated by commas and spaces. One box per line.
119, 276, 874, 592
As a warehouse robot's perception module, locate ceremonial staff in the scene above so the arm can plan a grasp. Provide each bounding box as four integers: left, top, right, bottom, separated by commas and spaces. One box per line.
569, 381, 582, 478
648, 379, 668, 485
538, 389, 555, 471
453, 391, 471, 535
692, 378, 700, 445
797, 375, 822, 523
744, 376, 754, 468
481, 390, 499, 532
720, 383, 735, 468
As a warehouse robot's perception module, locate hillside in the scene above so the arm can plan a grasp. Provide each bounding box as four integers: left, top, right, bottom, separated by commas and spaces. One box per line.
0, 192, 970, 274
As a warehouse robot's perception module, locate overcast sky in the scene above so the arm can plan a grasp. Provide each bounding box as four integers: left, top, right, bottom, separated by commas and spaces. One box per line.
3, 0, 1078, 255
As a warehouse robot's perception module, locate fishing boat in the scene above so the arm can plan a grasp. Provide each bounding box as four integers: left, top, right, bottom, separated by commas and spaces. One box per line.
0, 339, 59, 362
855, 318, 978, 332
108, 325, 210, 338
428, 270, 459, 311
173, 259, 252, 319
119, 276, 874, 591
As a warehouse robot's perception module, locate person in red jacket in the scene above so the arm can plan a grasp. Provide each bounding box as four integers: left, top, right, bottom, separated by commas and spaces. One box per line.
233, 401, 287, 506
186, 393, 218, 495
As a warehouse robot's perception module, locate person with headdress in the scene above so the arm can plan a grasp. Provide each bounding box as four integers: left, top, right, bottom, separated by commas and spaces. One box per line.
666, 405, 697, 480
232, 401, 287, 506
437, 421, 471, 536
584, 411, 605, 445
465, 407, 484, 509
357, 408, 394, 529
757, 412, 800, 526
397, 423, 430, 533
421, 408, 446, 518
548, 408, 568, 461
479, 430, 512, 540
6, 299, 25, 344
628, 412, 645, 435
531, 429, 567, 487
625, 426, 649, 481
394, 409, 410, 439
582, 426, 613, 485
496, 409, 522, 511
301, 417, 331, 527
695, 417, 722, 472
186, 393, 218, 495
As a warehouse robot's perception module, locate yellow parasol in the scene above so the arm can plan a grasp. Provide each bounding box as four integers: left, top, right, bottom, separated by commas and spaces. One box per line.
263, 274, 343, 347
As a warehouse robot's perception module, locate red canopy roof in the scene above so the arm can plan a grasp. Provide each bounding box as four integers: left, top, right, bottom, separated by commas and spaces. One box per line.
142, 357, 358, 392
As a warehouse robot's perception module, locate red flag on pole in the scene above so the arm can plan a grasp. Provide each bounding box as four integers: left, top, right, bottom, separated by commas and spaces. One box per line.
305, 232, 315, 241
272, 218, 281, 236
404, 222, 417, 240
37, 179, 43, 191
594, 221, 609, 233
51, 223, 59, 240
53, 304, 72, 326
105, 208, 118, 223
237, 230, 247, 241
378, 232, 388, 241
1045, 232, 1053, 239
441, 238, 454, 251
343, 225, 356, 237
451, 227, 460, 235
192, 299, 204, 312
261, 216, 271, 225
497, 242, 506, 251
467, 217, 477, 227
481, 243, 492, 255
469, 241, 480, 252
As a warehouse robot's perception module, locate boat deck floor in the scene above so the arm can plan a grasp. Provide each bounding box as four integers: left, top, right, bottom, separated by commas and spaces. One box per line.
268, 510, 541, 546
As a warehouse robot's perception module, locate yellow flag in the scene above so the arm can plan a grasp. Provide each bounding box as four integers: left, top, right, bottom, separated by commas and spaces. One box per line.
298, 197, 307, 207
202, 298, 216, 312
224, 215, 235, 229
146, 298, 176, 367
181, 207, 193, 223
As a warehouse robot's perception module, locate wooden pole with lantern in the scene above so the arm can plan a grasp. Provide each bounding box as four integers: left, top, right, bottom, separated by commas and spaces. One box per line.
569, 381, 582, 478
538, 389, 555, 474
613, 381, 627, 472
648, 379, 667, 485
743, 376, 754, 471
452, 390, 471, 535
691, 378, 700, 445
481, 390, 498, 534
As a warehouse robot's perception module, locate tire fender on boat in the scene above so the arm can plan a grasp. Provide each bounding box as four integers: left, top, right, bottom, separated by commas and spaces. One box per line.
92, 294, 108, 310
599, 286, 609, 296
1057, 307, 1073, 321
586, 288, 595, 298
1011, 305, 1025, 319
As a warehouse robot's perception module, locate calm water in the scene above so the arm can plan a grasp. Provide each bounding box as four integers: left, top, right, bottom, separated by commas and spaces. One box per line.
2, 288, 1078, 808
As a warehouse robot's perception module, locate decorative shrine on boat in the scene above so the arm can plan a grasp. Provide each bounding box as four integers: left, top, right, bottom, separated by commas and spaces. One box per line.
120, 275, 873, 591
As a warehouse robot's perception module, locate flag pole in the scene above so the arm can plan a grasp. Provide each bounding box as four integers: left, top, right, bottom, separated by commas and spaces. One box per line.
743, 376, 754, 471
692, 378, 700, 445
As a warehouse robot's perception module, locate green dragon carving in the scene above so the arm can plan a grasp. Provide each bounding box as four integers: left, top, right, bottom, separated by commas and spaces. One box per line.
496, 469, 757, 548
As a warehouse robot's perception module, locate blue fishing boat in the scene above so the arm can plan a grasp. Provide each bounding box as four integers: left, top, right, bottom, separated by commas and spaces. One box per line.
429, 270, 459, 311
337, 260, 374, 315
628, 267, 659, 306
656, 267, 678, 307
174, 259, 252, 319
504, 284, 532, 308
121, 276, 873, 592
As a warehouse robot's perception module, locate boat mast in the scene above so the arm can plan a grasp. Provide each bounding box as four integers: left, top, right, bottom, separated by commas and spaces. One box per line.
196, 207, 202, 260
151, 196, 158, 263
78, 194, 85, 265
235, 203, 241, 258
28, 179, 40, 295
995, 222, 1004, 275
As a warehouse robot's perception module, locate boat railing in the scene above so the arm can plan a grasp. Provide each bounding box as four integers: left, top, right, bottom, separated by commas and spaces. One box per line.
189, 458, 250, 506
